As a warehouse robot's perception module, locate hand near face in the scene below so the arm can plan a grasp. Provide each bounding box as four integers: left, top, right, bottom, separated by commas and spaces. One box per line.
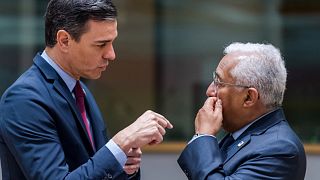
112, 110, 173, 153
195, 97, 223, 136
124, 148, 142, 175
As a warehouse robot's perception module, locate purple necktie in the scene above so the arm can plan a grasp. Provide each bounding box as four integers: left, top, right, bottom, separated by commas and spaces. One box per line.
74, 81, 95, 149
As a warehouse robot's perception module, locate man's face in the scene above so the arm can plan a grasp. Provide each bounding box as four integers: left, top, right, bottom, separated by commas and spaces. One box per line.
206, 53, 247, 132
66, 20, 118, 79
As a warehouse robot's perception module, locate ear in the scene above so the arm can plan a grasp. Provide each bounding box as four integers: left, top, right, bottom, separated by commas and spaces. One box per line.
56, 30, 71, 52
243, 88, 259, 107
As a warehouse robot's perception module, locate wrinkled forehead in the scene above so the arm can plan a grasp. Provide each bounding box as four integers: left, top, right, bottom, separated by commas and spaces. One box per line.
216, 53, 239, 79
217, 51, 257, 72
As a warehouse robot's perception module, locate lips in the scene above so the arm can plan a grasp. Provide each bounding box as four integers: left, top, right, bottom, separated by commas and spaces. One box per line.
99, 65, 107, 71
99, 62, 108, 68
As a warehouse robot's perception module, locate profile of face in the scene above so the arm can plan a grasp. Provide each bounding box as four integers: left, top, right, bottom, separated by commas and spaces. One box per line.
206, 53, 248, 132
63, 20, 118, 80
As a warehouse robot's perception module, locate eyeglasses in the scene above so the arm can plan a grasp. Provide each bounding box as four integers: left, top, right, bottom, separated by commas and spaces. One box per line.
213, 72, 250, 89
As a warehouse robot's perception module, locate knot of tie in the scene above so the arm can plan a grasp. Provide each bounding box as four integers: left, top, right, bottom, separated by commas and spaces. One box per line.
74, 81, 85, 98
74, 81, 85, 113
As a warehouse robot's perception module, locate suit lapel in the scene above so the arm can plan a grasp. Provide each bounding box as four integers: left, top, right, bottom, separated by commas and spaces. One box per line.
33, 54, 95, 153
224, 135, 250, 163
52, 80, 93, 145
222, 108, 285, 164
82, 85, 107, 150
84, 97, 101, 150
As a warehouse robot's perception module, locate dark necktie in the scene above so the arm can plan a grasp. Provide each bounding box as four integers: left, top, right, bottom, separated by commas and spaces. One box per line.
220, 134, 235, 160
74, 81, 95, 149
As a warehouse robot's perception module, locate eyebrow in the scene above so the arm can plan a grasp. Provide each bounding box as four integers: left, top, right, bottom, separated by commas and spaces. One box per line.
214, 72, 222, 80
94, 40, 111, 44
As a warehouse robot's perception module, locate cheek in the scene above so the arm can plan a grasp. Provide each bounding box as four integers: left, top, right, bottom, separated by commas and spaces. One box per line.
217, 89, 228, 104
78, 50, 98, 67
218, 91, 235, 115
76, 44, 97, 58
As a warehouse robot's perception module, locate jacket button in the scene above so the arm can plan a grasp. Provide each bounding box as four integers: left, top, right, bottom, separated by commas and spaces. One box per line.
102, 173, 112, 180
107, 173, 112, 179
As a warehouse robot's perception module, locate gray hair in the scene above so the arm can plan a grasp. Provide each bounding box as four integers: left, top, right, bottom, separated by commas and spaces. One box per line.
224, 42, 287, 108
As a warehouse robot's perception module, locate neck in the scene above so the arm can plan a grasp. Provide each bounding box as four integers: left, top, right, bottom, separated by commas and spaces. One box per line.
230, 104, 271, 133
44, 47, 80, 80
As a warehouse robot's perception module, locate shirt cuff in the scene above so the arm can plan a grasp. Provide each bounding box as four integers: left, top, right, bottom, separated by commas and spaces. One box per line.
106, 139, 127, 167
188, 134, 216, 144
128, 170, 138, 179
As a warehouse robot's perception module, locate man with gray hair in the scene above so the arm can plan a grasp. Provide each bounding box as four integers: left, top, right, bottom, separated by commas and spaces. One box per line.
178, 42, 306, 179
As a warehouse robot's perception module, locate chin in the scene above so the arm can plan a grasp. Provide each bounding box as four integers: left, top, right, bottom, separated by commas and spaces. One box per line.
83, 73, 102, 80
92, 74, 102, 79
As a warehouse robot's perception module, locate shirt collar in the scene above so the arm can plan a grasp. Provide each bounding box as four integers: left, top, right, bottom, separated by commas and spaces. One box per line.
41, 50, 77, 92
232, 108, 278, 140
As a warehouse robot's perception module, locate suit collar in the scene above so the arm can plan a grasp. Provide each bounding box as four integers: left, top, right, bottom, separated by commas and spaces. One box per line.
33, 52, 59, 81
33, 53, 74, 105
232, 108, 279, 140
239, 108, 285, 138
222, 108, 285, 163
41, 51, 76, 92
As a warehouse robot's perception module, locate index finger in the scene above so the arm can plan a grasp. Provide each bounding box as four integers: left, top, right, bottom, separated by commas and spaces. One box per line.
153, 112, 173, 129
156, 117, 173, 129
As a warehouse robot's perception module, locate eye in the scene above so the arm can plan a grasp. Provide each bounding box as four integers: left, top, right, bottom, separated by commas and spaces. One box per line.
215, 78, 226, 88
97, 43, 106, 48
218, 82, 226, 88
215, 77, 222, 84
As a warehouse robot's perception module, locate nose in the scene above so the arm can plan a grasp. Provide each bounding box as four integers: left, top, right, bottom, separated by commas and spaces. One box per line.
206, 81, 217, 97
102, 44, 116, 61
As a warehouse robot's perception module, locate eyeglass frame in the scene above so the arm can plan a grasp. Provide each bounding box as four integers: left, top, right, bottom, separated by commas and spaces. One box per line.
212, 72, 250, 89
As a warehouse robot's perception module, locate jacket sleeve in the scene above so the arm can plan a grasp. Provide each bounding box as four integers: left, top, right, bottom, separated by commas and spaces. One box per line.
128, 169, 141, 180
177, 136, 224, 179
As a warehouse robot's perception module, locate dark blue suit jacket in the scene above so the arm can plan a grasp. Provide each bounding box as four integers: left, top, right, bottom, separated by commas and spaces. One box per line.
178, 109, 306, 180
0, 54, 139, 179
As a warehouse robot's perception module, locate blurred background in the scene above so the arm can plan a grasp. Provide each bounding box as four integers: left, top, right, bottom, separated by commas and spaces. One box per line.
1, 0, 319, 179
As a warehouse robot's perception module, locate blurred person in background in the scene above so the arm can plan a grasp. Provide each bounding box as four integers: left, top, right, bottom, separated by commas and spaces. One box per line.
0, 0, 172, 179
178, 42, 306, 180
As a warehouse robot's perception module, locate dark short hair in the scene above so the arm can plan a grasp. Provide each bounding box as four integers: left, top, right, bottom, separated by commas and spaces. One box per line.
45, 0, 117, 47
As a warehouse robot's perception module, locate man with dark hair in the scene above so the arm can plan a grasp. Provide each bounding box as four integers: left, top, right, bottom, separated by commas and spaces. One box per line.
0, 0, 172, 179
